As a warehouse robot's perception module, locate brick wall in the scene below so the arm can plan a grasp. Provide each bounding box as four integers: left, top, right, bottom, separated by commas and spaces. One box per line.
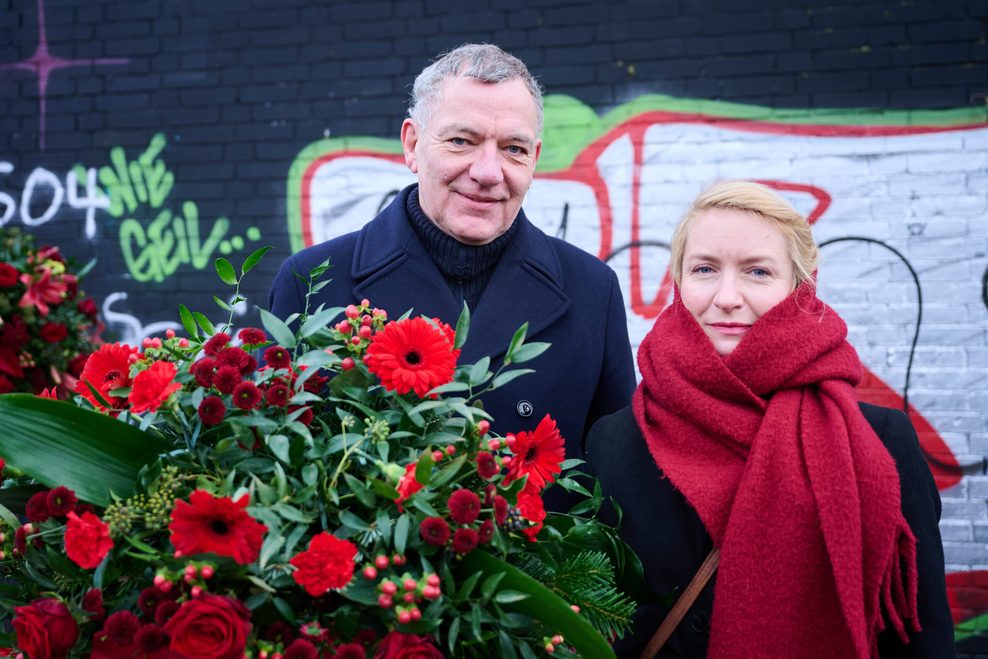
2, 0, 986, 651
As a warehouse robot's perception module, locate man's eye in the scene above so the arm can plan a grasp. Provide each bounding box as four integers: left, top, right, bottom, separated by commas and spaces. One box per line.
450, 138, 468, 146
506, 145, 526, 155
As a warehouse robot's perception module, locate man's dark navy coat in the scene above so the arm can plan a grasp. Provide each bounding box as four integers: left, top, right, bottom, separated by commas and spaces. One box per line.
269, 185, 636, 507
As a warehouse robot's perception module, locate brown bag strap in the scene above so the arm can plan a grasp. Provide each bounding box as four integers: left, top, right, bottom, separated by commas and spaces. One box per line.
640, 547, 721, 659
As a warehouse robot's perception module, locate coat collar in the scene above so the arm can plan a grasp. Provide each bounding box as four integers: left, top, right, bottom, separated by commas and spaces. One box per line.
351, 185, 570, 362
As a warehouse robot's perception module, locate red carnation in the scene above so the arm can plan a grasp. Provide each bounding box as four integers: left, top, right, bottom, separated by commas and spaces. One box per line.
493, 496, 508, 526
476, 452, 498, 479
202, 332, 231, 356
76, 343, 138, 411
47, 485, 77, 517
373, 631, 443, 659
64, 511, 114, 569
128, 360, 181, 414
451, 527, 479, 555
25, 491, 51, 522
39, 321, 68, 343
264, 345, 291, 370
517, 486, 547, 542
0, 263, 19, 287
198, 395, 226, 426
232, 380, 262, 410
394, 463, 423, 511
447, 489, 481, 525
364, 317, 456, 397
190, 357, 217, 387
265, 380, 292, 407
289, 532, 358, 596
169, 490, 267, 564
478, 518, 494, 544
212, 365, 242, 394
418, 517, 450, 547
502, 415, 565, 491
283, 638, 319, 659
238, 327, 266, 345
13, 598, 79, 659
164, 594, 251, 659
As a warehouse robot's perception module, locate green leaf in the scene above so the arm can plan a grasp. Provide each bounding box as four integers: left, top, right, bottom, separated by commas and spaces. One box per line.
507, 341, 551, 364
213, 295, 232, 311
454, 302, 470, 350
339, 509, 371, 532
498, 629, 519, 659
468, 357, 491, 386
193, 312, 216, 336
491, 369, 535, 389
414, 450, 433, 486
457, 551, 616, 658
394, 514, 410, 555
427, 381, 471, 395
494, 589, 530, 603
259, 536, 285, 570
178, 304, 199, 338
267, 434, 291, 464
215, 257, 238, 285
0, 395, 172, 507
299, 306, 345, 338
241, 245, 273, 275
481, 572, 505, 600
503, 322, 528, 365
259, 308, 297, 349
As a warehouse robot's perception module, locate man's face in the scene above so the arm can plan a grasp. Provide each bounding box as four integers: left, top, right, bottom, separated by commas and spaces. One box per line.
400, 76, 542, 246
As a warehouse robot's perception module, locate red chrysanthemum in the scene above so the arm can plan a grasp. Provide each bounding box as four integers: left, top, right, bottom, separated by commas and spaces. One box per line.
0, 263, 19, 287
128, 360, 181, 414
447, 489, 481, 525
64, 511, 114, 569
77, 297, 98, 317
154, 601, 180, 626
202, 332, 231, 356
289, 532, 358, 596
82, 588, 105, 620
451, 528, 479, 555
198, 395, 226, 426
364, 317, 456, 397
216, 346, 250, 371
46, 486, 77, 517
135, 624, 169, 654
502, 415, 565, 491
25, 491, 51, 522
39, 321, 68, 343
289, 405, 313, 426
76, 343, 138, 411
517, 485, 547, 542
283, 638, 319, 659
476, 452, 498, 479
238, 327, 266, 345
335, 642, 366, 659
394, 463, 423, 512
168, 490, 267, 564
264, 345, 291, 370
493, 496, 508, 526
101, 609, 140, 646
212, 365, 243, 394
265, 380, 292, 407
138, 586, 163, 615
478, 518, 494, 544
190, 357, 217, 387
419, 517, 450, 547
232, 381, 262, 410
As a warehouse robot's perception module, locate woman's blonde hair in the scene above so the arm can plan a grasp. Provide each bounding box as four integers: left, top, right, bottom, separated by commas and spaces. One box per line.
668, 180, 819, 288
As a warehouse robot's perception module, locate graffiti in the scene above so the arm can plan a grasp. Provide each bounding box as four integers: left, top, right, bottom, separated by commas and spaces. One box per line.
0, 163, 107, 238
101, 292, 182, 348
287, 94, 988, 631
103, 134, 262, 283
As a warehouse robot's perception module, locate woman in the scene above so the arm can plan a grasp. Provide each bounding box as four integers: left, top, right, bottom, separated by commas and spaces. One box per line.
587, 181, 954, 658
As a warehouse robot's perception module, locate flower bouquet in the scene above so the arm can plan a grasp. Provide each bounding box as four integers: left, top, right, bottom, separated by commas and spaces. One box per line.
0, 228, 101, 397
0, 248, 637, 658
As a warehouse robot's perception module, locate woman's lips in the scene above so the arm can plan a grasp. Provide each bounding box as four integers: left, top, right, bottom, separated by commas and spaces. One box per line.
709, 323, 751, 336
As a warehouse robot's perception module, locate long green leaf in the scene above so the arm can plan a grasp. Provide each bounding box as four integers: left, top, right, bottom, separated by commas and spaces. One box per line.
458, 551, 616, 658
241, 246, 273, 275
0, 395, 172, 507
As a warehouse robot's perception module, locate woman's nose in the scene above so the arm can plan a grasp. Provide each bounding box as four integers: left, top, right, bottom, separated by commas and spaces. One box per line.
713, 275, 743, 311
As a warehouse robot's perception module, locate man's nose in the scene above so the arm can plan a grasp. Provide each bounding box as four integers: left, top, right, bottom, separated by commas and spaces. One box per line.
469, 142, 504, 186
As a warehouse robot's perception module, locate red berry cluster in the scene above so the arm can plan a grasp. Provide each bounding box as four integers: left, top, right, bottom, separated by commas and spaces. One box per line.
361, 554, 441, 625
333, 299, 388, 370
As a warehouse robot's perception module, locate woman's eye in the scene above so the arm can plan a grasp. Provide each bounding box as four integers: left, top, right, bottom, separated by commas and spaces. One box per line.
693, 265, 714, 274
750, 267, 769, 277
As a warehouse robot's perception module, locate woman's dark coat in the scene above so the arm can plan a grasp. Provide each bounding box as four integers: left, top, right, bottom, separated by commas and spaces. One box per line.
587, 403, 956, 658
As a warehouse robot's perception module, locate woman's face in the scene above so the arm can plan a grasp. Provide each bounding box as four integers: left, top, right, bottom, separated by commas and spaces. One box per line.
680, 208, 795, 357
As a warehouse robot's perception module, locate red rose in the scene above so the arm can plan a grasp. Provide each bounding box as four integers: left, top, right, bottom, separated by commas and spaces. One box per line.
373, 631, 443, 659
289, 532, 358, 596
0, 263, 19, 287
13, 598, 79, 659
39, 322, 68, 343
163, 594, 251, 659
65, 511, 114, 569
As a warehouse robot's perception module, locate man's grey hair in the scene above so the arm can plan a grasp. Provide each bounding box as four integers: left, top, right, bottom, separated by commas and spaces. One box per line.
408, 43, 545, 135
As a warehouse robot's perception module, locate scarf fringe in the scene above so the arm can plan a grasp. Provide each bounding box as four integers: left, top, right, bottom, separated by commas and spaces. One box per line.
876, 522, 921, 651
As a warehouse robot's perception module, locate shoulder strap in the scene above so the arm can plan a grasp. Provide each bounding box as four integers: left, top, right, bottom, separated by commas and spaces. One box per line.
640, 547, 721, 659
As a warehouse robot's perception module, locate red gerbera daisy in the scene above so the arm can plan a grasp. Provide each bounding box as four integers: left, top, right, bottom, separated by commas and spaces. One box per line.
75, 343, 138, 411
502, 415, 565, 491
128, 360, 181, 414
289, 532, 358, 596
168, 490, 267, 564
364, 317, 456, 397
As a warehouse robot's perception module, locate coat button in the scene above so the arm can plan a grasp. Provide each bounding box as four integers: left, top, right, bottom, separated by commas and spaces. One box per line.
689, 610, 710, 634
516, 400, 533, 417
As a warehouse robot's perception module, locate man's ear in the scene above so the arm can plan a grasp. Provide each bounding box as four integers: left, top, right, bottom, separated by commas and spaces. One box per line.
400, 119, 419, 173
532, 138, 542, 171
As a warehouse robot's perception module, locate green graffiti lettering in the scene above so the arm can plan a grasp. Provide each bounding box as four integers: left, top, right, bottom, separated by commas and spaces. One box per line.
100, 133, 174, 218
120, 204, 233, 283
119, 216, 157, 283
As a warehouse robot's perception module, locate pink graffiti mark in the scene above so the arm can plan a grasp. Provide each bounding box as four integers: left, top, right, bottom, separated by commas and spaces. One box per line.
0, 0, 129, 150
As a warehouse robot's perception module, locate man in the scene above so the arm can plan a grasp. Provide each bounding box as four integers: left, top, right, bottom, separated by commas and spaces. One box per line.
269, 44, 635, 510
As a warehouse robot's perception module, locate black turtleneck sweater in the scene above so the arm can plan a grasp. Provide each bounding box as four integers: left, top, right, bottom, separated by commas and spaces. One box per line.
406, 187, 519, 313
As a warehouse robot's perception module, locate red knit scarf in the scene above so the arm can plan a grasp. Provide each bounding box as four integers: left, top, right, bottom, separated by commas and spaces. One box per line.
633, 284, 920, 658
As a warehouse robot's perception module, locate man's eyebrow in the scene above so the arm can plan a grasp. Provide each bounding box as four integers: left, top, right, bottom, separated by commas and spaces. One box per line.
437, 123, 535, 146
